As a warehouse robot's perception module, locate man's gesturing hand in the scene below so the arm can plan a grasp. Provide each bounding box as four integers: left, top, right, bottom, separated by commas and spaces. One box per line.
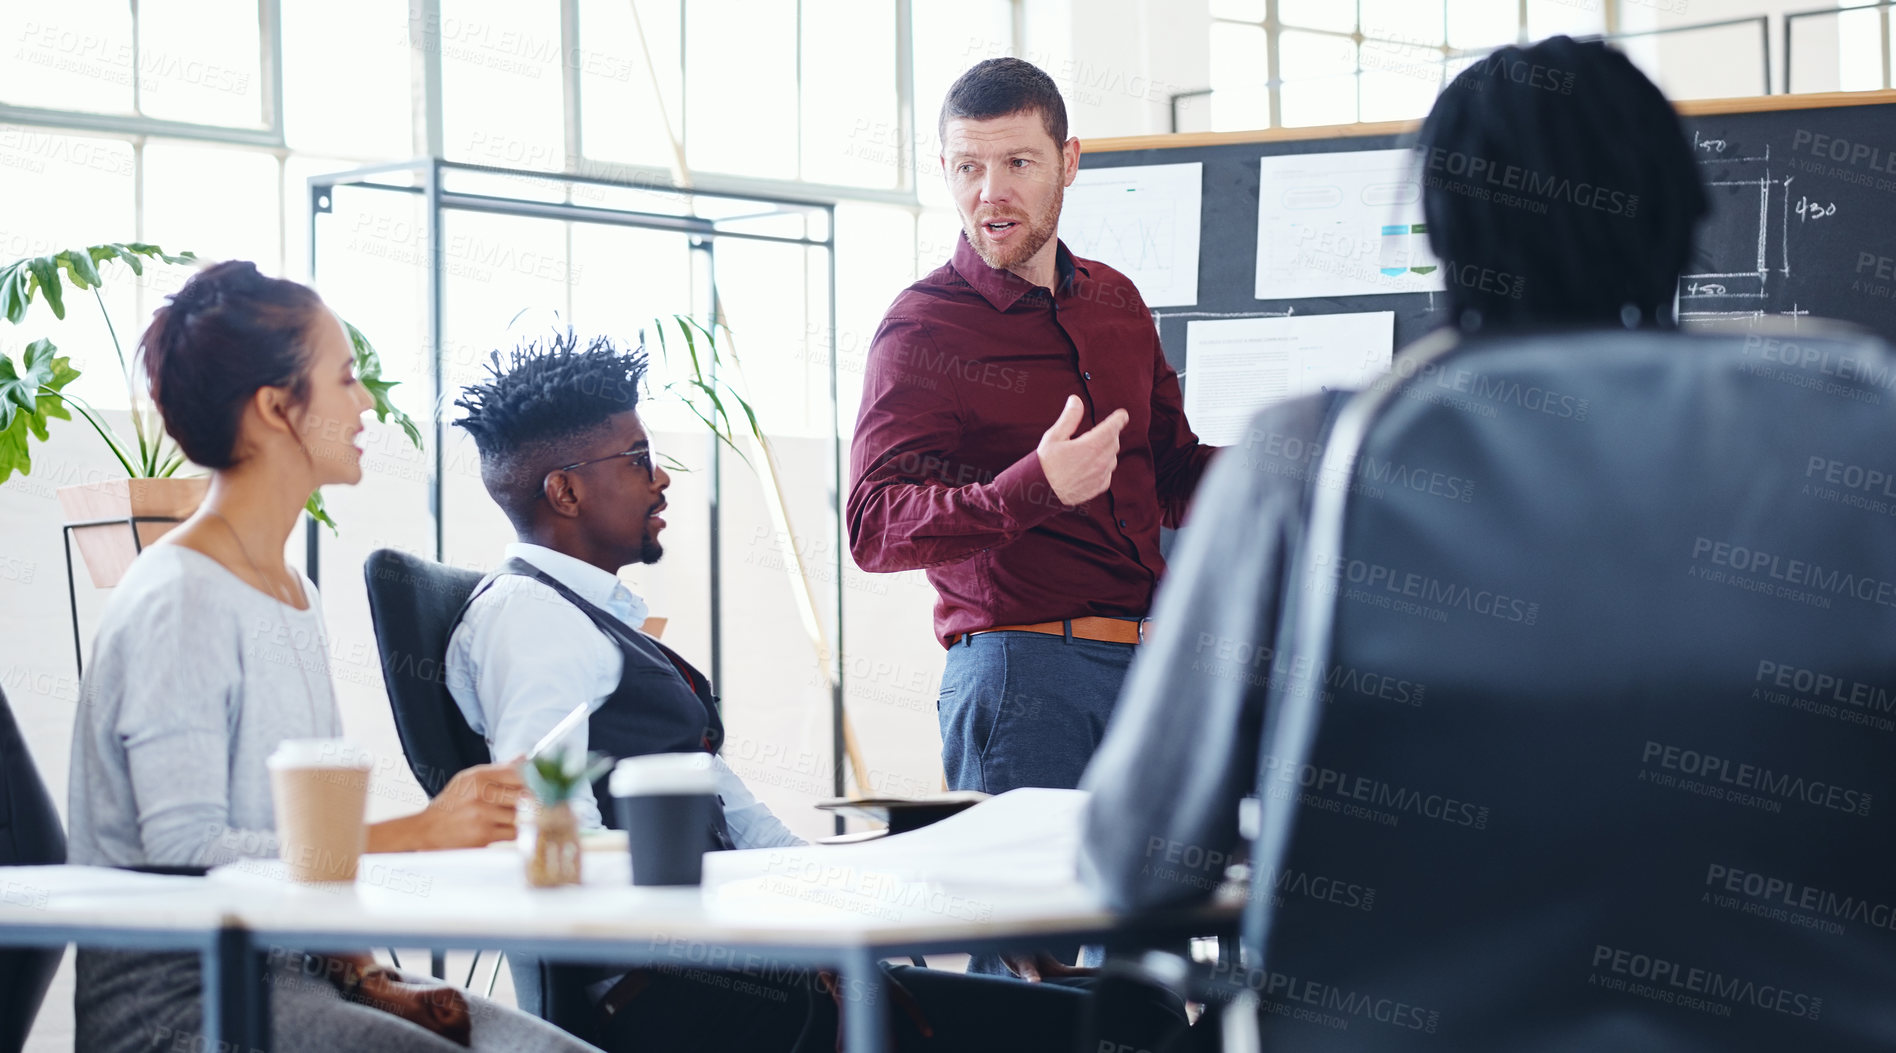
1036, 395, 1130, 507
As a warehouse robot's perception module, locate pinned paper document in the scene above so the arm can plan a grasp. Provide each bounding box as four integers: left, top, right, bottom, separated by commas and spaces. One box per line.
1256, 149, 1444, 300
1061, 162, 1203, 307
1183, 312, 1395, 445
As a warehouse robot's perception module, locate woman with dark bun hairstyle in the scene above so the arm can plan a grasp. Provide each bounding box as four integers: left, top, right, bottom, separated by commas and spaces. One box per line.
67, 261, 601, 1052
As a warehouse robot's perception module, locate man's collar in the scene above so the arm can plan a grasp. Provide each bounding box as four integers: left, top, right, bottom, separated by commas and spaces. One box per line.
950, 231, 1088, 312
504, 541, 647, 621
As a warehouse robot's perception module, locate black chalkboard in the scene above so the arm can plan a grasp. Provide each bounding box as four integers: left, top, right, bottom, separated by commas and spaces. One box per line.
1082, 97, 1896, 378
1677, 102, 1896, 340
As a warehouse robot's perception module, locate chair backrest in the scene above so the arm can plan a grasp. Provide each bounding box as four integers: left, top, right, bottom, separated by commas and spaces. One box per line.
1247, 327, 1896, 1051
0, 684, 66, 1053
363, 549, 491, 796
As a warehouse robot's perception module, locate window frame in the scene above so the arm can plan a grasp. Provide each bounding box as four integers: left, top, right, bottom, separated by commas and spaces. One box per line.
1207, 0, 1624, 129
0, 0, 285, 148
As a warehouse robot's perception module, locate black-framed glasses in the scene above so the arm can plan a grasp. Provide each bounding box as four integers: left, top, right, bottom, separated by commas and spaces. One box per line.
551, 442, 655, 477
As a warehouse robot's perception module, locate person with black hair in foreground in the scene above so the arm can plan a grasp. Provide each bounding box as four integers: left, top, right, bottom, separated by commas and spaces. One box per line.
68, 261, 601, 1053
1079, 36, 1710, 910
446, 332, 1191, 1052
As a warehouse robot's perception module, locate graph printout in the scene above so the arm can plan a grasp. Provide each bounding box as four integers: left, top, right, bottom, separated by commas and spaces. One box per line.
1256, 149, 1445, 300
1060, 162, 1203, 308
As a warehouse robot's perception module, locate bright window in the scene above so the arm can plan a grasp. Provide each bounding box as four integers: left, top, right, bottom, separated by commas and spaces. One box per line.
1208, 1, 1614, 130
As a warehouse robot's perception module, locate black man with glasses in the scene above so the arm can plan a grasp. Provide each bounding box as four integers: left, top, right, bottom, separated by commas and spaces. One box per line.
445, 332, 801, 845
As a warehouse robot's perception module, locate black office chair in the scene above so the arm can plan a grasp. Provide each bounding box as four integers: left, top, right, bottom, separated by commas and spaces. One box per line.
0, 684, 67, 1053
1236, 326, 1896, 1050
363, 548, 489, 796
361, 548, 598, 1035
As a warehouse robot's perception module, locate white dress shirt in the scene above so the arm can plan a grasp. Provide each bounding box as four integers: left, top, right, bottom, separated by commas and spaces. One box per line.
445, 542, 803, 847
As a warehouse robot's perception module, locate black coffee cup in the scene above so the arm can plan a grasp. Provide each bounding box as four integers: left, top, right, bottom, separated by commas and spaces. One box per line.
610, 753, 721, 887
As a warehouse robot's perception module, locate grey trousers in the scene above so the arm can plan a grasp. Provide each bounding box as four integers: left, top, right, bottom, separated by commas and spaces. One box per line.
75, 949, 600, 1053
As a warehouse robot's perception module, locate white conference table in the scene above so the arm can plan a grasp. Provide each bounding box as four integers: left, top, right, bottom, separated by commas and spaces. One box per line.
0, 789, 1237, 1053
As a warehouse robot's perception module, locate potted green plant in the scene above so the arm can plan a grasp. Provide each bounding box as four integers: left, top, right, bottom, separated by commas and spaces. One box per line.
0, 243, 420, 586
521, 750, 613, 888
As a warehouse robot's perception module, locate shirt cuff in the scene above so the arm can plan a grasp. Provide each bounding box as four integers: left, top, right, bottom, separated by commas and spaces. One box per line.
989, 451, 1069, 530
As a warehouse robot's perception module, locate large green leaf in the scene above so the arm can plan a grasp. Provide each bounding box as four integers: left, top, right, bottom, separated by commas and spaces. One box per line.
24, 258, 62, 320
344, 320, 423, 450
0, 339, 78, 483
304, 491, 339, 534
0, 243, 197, 325
297, 322, 423, 534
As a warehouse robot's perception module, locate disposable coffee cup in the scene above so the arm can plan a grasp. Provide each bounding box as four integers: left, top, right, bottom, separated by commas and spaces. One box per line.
267, 739, 372, 883
611, 753, 720, 887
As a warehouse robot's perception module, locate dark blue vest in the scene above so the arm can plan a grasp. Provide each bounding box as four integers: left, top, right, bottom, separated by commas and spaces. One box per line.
455, 557, 732, 848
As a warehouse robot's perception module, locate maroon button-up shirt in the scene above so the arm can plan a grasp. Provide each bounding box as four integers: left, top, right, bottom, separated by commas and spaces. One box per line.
847, 234, 1217, 648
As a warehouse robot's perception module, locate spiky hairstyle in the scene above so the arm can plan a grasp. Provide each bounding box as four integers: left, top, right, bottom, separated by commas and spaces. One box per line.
452, 329, 649, 528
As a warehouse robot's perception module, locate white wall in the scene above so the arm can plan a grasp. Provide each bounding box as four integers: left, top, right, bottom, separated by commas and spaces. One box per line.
1018, 0, 1212, 138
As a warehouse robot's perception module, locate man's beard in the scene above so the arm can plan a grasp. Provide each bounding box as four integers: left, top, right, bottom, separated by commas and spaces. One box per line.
639, 534, 664, 565
962, 180, 1063, 273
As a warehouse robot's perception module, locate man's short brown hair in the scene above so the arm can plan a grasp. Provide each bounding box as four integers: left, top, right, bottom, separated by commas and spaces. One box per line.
938, 57, 1069, 148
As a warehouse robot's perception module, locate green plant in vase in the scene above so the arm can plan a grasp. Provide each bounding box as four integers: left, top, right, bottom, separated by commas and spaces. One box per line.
0, 244, 423, 585
522, 750, 613, 888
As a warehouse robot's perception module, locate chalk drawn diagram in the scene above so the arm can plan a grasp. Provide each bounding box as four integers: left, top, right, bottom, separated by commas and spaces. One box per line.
1678, 131, 1813, 328
1060, 162, 1203, 307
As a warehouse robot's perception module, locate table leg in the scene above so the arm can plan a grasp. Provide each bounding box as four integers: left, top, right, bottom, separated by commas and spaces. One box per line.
203, 927, 270, 1052
841, 949, 890, 1053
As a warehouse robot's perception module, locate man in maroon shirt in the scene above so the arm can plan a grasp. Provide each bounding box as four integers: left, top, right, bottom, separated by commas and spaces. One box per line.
847, 58, 1218, 797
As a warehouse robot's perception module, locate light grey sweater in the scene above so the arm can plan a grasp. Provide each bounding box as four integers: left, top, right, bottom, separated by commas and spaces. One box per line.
68, 543, 342, 869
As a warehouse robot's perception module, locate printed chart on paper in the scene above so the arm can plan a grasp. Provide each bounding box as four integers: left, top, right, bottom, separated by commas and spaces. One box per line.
1059, 162, 1203, 308
1255, 149, 1444, 300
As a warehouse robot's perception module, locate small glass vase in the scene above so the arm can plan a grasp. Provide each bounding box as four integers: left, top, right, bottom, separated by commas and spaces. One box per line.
526, 800, 582, 888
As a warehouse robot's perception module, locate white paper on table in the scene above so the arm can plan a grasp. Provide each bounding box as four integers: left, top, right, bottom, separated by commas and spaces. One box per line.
1184, 312, 1395, 446
1060, 162, 1202, 308
1255, 149, 1444, 300
703, 788, 1096, 926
